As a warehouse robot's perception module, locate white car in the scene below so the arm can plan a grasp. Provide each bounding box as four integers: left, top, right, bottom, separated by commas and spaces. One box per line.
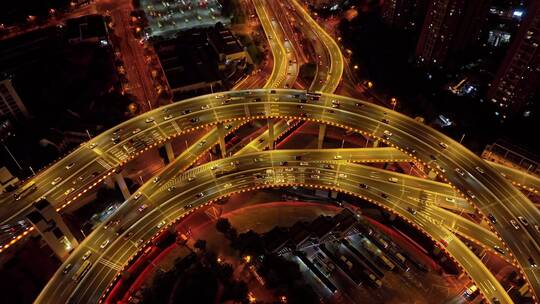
133, 192, 142, 200
333, 155, 343, 160
132, 128, 141, 134
64, 187, 75, 196
100, 239, 110, 248
383, 130, 392, 137
510, 220, 520, 230
455, 168, 466, 176
163, 114, 173, 121
475, 166, 485, 174
145, 117, 154, 123
388, 177, 399, 183
89, 143, 97, 149
439, 142, 448, 149
82, 250, 92, 260
518, 216, 529, 226
51, 177, 63, 185
445, 197, 456, 203
156, 220, 166, 229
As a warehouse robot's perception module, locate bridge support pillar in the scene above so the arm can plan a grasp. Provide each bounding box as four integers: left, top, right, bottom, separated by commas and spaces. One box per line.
114, 173, 131, 200
317, 124, 327, 149
26, 198, 79, 261
267, 119, 275, 149
158, 142, 175, 164
217, 123, 227, 158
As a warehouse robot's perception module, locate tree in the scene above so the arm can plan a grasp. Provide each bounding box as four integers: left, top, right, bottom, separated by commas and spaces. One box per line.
216, 217, 232, 234
232, 230, 265, 256
194, 239, 207, 252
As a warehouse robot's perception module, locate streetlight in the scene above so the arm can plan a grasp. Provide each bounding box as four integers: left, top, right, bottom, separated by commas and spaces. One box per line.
390, 97, 398, 110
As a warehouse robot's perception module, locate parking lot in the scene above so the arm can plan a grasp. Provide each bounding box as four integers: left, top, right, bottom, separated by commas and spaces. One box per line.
141, 0, 229, 37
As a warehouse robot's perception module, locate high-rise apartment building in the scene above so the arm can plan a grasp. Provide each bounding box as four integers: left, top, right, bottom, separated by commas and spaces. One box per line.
487, 0, 540, 117
415, 0, 491, 66
381, 0, 428, 31
0, 78, 29, 121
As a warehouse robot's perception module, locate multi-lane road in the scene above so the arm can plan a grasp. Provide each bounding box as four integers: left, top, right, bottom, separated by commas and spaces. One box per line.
35, 149, 510, 303
27, 88, 540, 304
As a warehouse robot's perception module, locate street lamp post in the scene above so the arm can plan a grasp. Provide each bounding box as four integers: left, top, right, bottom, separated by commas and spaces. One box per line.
2, 141, 22, 170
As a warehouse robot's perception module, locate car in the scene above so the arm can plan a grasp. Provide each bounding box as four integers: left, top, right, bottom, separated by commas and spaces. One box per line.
153, 176, 160, 183
210, 165, 218, 170
510, 220, 520, 230
487, 213, 497, 224
82, 250, 92, 260
359, 183, 368, 189
381, 118, 390, 124
455, 168, 466, 176
223, 183, 232, 189
201, 104, 210, 110
383, 130, 392, 138
123, 232, 134, 240
279, 161, 288, 166
338, 173, 348, 178
100, 239, 110, 249
188, 176, 196, 182
439, 239, 448, 247
323, 164, 334, 169
164, 114, 174, 120
529, 256, 537, 267
195, 192, 204, 198
475, 166, 485, 174
112, 135, 120, 143
137, 204, 148, 212
64, 187, 75, 196
518, 216, 529, 226
333, 155, 343, 160
63, 263, 73, 274
145, 117, 154, 123
134, 192, 142, 200
190, 117, 199, 123
381, 193, 389, 199
51, 177, 63, 185
493, 246, 505, 255
310, 175, 320, 179
466, 190, 476, 199
156, 220, 166, 229
198, 140, 207, 146
183, 204, 194, 210
135, 239, 144, 247
299, 161, 309, 166
534, 224, 540, 233
407, 207, 417, 215
430, 154, 437, 161
388, 177, 399, 183
445, 197, 456, 203
65, 162, 75, 170
167, 186, 176, 192
89, 143, 97, 149
182, 109, 191, 115
439, 142, 448, 149
215, 94, 225, 99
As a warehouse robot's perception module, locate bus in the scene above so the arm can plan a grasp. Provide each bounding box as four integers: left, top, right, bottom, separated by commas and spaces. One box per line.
72, 260, 92, 282
14, 181, 37, 201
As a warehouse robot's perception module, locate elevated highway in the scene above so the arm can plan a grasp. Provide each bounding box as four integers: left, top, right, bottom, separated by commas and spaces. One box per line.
30, 88, 540, 303
36, 150, 511, 304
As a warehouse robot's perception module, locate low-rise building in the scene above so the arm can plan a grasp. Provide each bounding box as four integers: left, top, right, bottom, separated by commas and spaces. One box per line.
65, 14, 109, 45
